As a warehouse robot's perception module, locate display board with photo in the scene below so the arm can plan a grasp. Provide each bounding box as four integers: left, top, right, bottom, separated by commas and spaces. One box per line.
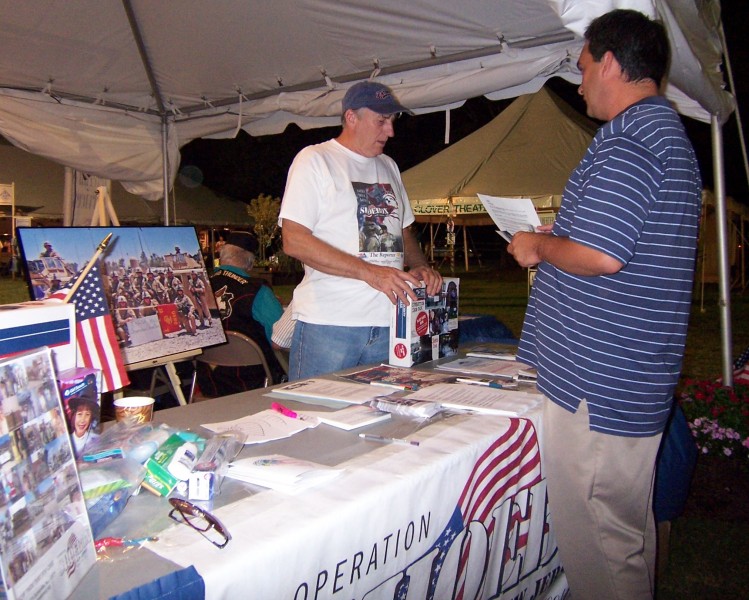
0, 347, 95, 600
16, 226, 226, 370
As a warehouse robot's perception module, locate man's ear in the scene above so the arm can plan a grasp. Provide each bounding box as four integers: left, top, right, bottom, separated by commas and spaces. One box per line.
600, 50, 622, 80
343, 109, 357, 126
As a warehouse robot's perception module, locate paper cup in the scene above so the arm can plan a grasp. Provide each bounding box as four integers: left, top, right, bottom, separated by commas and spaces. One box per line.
114, 396, 155, 425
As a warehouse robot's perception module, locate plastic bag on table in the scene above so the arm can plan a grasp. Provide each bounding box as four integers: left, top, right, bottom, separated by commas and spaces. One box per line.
79, 457, 146, 538
81, 421, 173, 464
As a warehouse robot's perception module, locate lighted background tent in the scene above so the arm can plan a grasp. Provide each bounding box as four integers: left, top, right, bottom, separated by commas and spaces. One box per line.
405, 88, 598, 226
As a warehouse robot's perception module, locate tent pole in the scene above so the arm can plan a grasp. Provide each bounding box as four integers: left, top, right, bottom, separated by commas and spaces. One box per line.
711, 116, 733, 386
463, 226, 469, 271
161, 116, 170, 225
63, 167, 74, 226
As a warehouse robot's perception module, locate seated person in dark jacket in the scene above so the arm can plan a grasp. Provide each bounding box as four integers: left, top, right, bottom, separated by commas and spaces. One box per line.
196, 231, 285, 397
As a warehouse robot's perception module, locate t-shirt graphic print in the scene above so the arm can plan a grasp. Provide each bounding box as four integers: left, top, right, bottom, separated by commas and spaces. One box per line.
353, 182, 403, 268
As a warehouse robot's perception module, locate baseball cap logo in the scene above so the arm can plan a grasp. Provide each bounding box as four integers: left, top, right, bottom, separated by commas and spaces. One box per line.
375, 90, 392, 100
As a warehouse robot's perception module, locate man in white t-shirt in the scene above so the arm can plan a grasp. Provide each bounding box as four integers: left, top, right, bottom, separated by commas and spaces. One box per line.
279, 81, 442, 379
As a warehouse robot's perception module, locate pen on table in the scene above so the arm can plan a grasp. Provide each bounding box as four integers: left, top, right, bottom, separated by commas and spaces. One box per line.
359, 433, 420, 447
271, 402, 298, 419
455, 378, 504, 389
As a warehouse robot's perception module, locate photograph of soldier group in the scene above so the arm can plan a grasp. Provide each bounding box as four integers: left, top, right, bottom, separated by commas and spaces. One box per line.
105, 266, 213, 346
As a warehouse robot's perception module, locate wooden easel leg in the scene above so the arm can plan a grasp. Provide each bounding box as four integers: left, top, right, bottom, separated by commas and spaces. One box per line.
164, 361, 188, 406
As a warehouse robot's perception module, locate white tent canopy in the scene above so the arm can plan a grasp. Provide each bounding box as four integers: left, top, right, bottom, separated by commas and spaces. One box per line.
0, 0, 733, 201
0, 0, 738, 380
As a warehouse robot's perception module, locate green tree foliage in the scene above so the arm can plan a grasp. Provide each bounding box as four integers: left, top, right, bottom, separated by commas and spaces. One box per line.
246, 193, 280, 263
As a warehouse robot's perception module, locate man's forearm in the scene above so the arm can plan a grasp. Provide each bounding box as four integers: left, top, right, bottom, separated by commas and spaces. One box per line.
509, 232, 623, 276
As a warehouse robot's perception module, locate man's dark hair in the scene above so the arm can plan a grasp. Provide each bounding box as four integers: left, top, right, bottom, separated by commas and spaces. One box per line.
585, 9, 669, 87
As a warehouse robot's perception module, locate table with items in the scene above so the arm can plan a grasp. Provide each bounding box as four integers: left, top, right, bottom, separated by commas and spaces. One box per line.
75, 361, 568, 600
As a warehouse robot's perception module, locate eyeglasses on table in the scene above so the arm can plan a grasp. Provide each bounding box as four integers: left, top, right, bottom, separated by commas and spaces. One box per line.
168, 498, 231, 549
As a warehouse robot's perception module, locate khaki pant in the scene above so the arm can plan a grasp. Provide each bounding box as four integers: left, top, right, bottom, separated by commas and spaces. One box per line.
543, 399, 662, 600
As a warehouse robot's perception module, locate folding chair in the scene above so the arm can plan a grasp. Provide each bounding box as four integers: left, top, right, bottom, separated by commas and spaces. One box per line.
189, 330, 274, 402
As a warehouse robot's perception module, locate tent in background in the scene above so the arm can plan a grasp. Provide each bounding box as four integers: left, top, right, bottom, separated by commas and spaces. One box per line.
0, 144, 249, 228
405, 87, 597, 225
699, 189, 749, 292
403, 87, 597, 268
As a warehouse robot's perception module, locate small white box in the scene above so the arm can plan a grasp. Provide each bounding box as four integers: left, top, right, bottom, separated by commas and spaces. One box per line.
389, 278, 460, 367
0, 300, 77, 373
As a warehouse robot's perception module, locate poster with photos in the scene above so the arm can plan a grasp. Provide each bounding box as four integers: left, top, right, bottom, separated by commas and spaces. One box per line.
0, 348, 95, 600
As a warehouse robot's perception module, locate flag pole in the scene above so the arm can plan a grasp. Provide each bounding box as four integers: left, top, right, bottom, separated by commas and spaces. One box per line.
64, 233, 113, 303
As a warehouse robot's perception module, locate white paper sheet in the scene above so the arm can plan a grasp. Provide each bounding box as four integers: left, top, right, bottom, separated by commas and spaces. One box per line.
477, 194, 542, 239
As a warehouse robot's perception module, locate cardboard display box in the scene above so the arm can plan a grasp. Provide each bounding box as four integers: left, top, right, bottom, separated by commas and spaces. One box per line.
0, 300, 77, 373
389, 278, 459, 367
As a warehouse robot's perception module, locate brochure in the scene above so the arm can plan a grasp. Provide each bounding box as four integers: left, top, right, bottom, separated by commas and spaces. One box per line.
477, 194, 542, 241
370, 395, 443, 419
436, 356, 533, 379
272, 378, 397, 405
465, 343, 519, 361
227, 454, 344, 494
340, 364, 457, 391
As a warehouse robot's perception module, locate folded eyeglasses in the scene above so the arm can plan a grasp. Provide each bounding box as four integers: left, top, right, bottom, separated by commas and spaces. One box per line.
168, 498, 231, 549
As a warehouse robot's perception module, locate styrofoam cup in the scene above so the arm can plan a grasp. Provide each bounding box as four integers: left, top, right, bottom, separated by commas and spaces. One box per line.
114, 396, 155, 425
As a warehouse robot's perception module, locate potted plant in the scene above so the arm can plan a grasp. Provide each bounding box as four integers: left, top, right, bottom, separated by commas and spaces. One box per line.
678, 378, 749, 460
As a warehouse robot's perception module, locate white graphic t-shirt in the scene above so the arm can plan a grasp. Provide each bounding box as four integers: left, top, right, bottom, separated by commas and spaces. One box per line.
279, 139, 414, 326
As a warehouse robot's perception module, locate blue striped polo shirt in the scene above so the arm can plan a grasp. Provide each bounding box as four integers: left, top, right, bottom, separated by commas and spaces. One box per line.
516, 97, 702, 437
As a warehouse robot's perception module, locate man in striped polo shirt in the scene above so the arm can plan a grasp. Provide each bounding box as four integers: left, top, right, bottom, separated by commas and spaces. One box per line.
509, 9, 701, 599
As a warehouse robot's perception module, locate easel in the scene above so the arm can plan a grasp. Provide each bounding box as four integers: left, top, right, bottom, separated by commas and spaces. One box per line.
91, 187, 198, 406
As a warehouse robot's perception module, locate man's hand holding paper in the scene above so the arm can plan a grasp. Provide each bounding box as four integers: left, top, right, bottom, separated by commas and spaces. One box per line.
477, 194, 542, 242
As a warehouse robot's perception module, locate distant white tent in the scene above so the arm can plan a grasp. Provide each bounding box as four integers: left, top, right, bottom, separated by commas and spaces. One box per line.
0, 144, 249, 227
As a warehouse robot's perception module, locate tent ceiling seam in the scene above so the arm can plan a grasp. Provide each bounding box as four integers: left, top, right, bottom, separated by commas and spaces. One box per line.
0, 31, 576, 122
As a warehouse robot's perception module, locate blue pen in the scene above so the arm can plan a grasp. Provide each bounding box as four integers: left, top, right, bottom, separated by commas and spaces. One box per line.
455, 377, 504, 389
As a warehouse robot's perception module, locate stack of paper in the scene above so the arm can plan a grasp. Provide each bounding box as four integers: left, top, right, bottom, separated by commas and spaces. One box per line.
370, 395, 443, 419
227, 454, 344, 494
298, 405, 391, 430
436, 357, 532, 379
405, 383, 542, 417
273, 378, 397, 404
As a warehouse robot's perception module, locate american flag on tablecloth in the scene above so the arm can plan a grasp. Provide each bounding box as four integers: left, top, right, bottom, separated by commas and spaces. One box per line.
51, 266, 129, 393
412, 418, 542, 600
733, 346, 749, 385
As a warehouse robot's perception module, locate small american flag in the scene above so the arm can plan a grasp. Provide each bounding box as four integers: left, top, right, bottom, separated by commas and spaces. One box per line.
51, 266, 129, 393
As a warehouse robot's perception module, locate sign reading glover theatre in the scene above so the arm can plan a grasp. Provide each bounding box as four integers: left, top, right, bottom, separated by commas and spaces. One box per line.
293, 419, 568, 600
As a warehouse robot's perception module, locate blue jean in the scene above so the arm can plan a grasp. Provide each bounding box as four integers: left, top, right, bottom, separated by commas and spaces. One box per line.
288, 321, 389, 380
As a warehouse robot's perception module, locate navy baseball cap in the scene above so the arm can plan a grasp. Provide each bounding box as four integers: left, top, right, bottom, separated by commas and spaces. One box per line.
226, 231, 259, 254
342, 81, 413, 116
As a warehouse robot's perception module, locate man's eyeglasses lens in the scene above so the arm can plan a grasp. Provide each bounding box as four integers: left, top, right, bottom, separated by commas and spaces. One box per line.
168, 498, 231, 548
